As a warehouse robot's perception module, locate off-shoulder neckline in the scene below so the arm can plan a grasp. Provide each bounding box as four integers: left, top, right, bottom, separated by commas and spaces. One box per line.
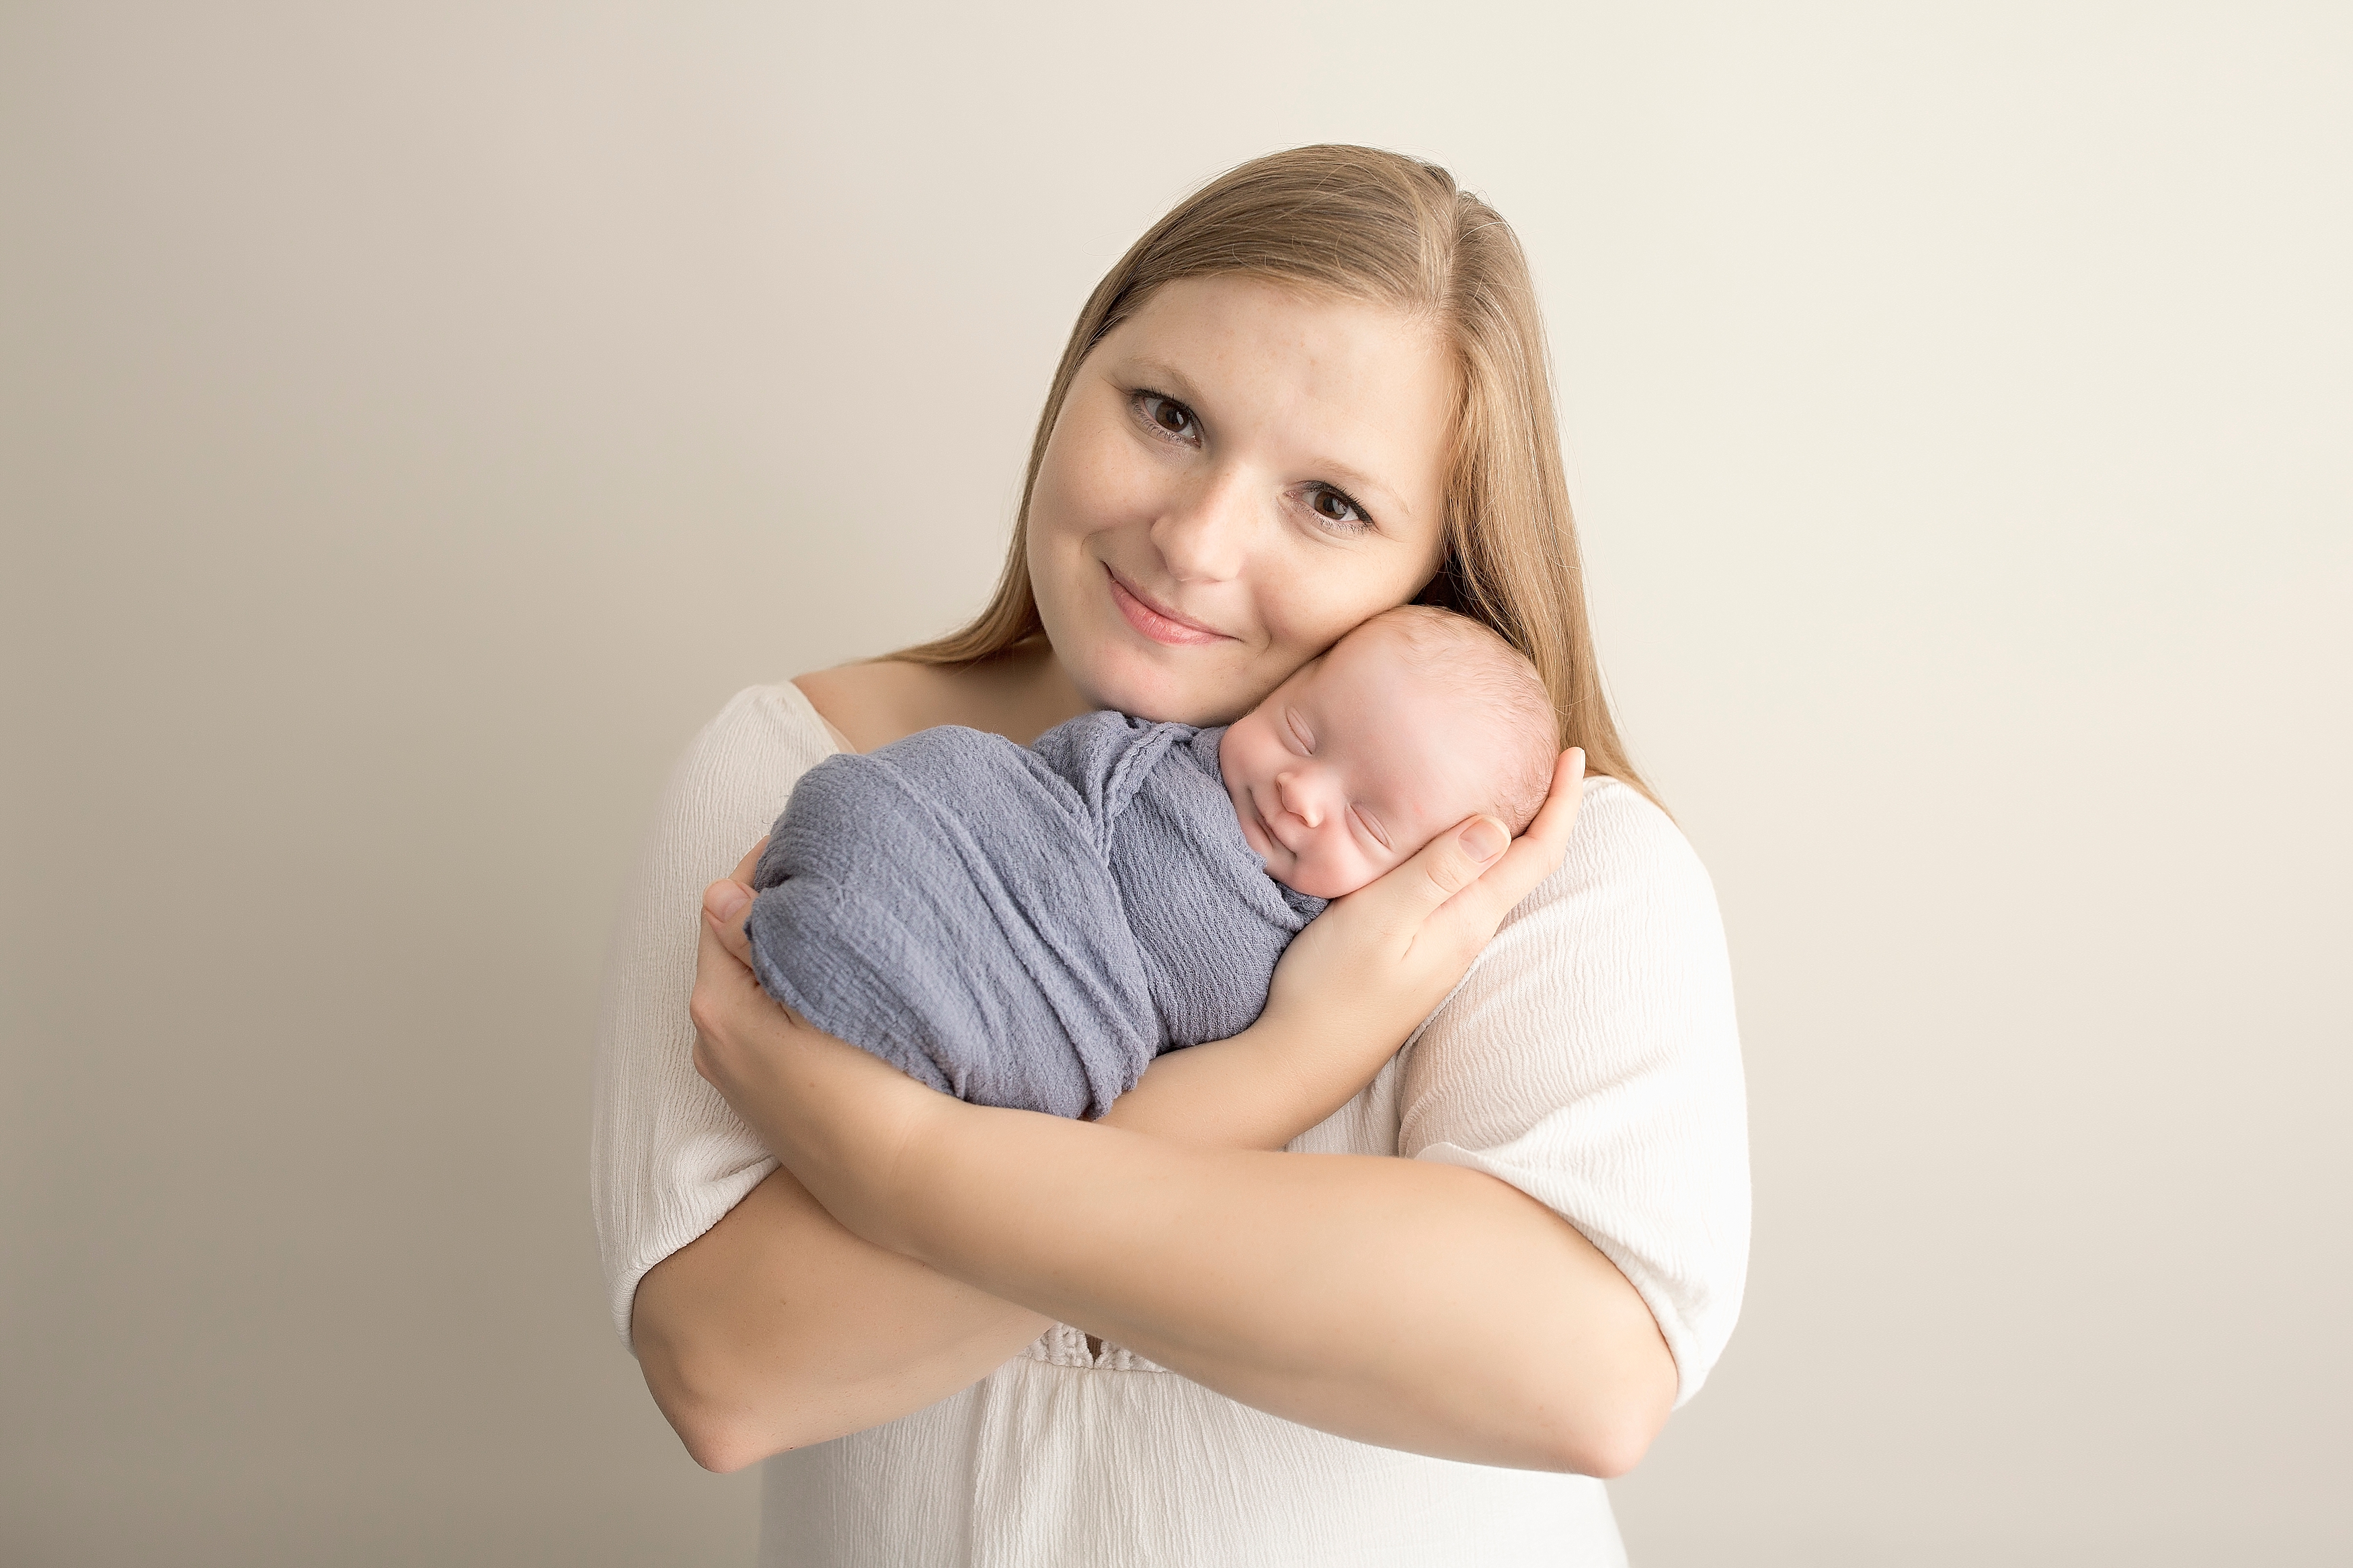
752, 682, 1634, 812
764, 678, 853, 755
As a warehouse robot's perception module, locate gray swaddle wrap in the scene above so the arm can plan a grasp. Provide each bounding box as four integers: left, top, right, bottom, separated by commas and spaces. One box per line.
745, 710, 1326, 1120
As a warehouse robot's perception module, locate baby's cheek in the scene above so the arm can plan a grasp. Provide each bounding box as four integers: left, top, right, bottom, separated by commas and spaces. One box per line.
1334, 839, 1382, 897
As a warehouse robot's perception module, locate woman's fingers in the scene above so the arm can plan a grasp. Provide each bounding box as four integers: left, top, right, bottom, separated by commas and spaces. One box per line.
704, 878, 757, 970
699, 835, 770, 972
690, 906, 763, 1086
1252, 751, 1589, 1082
1344, 748, 1587, 940
688, 836, 777, 1087
1431, 749, 1586, 938
1394, 813, 1513, 925
1530, 749, 1588, 843
1485, 748, 1587, 893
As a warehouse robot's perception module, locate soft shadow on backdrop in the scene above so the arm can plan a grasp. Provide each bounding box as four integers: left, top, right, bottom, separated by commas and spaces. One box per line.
3, 3, 2347, 1565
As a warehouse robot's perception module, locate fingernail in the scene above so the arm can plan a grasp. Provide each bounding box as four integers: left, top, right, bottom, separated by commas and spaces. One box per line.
707, 882, 751, 922
1460, 817, 1507, 862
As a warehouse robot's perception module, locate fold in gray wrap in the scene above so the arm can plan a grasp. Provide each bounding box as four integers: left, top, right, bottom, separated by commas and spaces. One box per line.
745, 711, 1326, 1120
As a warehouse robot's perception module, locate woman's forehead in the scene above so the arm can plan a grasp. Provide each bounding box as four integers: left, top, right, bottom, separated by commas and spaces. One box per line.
1111, 275, 1449, 403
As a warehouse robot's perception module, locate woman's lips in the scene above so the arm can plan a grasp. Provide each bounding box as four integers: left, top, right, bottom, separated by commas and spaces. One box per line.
1105, 566, 1229, 647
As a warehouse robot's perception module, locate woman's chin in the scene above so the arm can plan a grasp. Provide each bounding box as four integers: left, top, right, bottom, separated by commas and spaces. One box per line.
1076, 644, 1254, 726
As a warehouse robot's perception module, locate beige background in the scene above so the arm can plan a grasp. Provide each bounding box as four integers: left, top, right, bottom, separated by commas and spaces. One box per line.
4, 3, 2347, 1563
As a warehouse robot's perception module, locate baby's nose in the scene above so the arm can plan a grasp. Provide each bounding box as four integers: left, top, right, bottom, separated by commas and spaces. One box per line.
1275, 772, 1322, 829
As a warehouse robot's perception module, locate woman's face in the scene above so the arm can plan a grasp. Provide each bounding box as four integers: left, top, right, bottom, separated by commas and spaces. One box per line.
1026, 275, 1456, 726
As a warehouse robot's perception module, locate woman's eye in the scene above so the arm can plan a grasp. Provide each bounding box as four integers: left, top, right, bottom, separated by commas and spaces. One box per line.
1306, 485, 1372, 533
1135, 393, 1199, 442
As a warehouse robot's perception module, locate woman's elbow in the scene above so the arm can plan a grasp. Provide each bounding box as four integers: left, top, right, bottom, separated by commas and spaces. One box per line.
641, 1347, 806, 1473
668, 1399, 781, 1475
1547, 1402, 1665, 1479
1523, 1339, 1677, 1477
633, 1316, 792, 1473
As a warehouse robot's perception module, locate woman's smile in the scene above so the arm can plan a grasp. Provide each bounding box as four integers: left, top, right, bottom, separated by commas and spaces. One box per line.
1021, 274, 1455, 726
1104, 564, 1232, 647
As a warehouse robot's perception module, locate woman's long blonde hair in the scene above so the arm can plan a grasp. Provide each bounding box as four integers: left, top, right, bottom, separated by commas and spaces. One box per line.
897, 144, 1652, 802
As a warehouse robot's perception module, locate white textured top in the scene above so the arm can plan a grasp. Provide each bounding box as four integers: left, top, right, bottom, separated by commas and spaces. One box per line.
592, 683, 1750, 1568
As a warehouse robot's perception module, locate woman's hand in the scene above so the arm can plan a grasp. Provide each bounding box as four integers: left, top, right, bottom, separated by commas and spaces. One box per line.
641, 855, 1056, 1473
1251, 748, 1587, 1107
665, 749, 1669, 1474
687, 841, 952, 1247
690, 749, 1585, 1212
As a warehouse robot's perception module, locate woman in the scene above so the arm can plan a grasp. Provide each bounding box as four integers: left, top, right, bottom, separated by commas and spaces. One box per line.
594, 145, 1748, 1564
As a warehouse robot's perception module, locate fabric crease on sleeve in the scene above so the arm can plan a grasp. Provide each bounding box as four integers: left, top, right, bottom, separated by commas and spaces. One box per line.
590, 683, 844, 1347
1398, 778, 1750, 1408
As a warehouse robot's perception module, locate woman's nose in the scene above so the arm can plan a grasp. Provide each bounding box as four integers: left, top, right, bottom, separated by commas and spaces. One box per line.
1151, 468, 1254, 583
1275, 771, 1323, 829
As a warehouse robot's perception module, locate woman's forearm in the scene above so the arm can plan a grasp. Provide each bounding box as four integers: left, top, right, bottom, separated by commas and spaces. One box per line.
873, 1106, 1677, 1475
651, 1014, 1666, 1478
635, 1028, 1373, 1473
1097, 1022, 1365, 1148
630, 1165, 1050, 1472
658, 774, 1632, 1475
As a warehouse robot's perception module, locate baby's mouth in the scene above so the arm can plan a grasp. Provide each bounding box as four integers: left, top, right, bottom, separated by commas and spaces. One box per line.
1247, 786, 1300, 856
1233, 785, 1283, 861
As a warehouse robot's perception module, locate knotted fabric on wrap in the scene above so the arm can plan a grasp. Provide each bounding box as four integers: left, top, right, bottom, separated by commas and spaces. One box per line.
744, 711, 1325, 1120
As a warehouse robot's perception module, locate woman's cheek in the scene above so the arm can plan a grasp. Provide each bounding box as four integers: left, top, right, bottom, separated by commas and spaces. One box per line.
1045, 399, 1172, 544
1256, 553, 1396, 671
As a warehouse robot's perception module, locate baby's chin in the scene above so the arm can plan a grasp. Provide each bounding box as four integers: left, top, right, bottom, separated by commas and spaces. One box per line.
1275, 864, 1372, 901
1252, 842, 1362, 901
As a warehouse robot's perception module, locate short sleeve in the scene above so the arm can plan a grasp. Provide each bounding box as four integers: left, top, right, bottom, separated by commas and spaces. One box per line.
1399, 778, 1750, 1407
590, 683, 843, 1345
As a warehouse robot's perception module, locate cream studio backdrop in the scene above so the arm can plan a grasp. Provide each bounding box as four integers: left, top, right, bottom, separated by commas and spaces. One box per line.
3, 3, 2346, 1565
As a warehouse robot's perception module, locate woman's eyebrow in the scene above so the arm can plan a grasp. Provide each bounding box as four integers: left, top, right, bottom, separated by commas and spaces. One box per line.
1123, 357, 1209, 407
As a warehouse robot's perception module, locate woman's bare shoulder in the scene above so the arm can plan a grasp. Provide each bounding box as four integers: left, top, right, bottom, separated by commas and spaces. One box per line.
794, 643, 1086, 753
790, 663, 936, 754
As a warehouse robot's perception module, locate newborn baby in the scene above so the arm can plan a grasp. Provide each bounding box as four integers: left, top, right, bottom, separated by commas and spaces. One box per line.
744, 605, 1556, 1119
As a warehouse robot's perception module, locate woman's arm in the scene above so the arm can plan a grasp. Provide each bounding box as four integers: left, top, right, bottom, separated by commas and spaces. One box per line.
681, 755, 1678, 1475
629, 789, 1468, 1474
610, 669, 1384, 1473
630, 1163, 1048, 1473
863, 1098, 1672, 1473
631, 975, 1417, 1473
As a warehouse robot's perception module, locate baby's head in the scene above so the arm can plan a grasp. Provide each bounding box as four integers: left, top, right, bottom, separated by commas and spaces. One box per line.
1218, 606, 1556, 899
